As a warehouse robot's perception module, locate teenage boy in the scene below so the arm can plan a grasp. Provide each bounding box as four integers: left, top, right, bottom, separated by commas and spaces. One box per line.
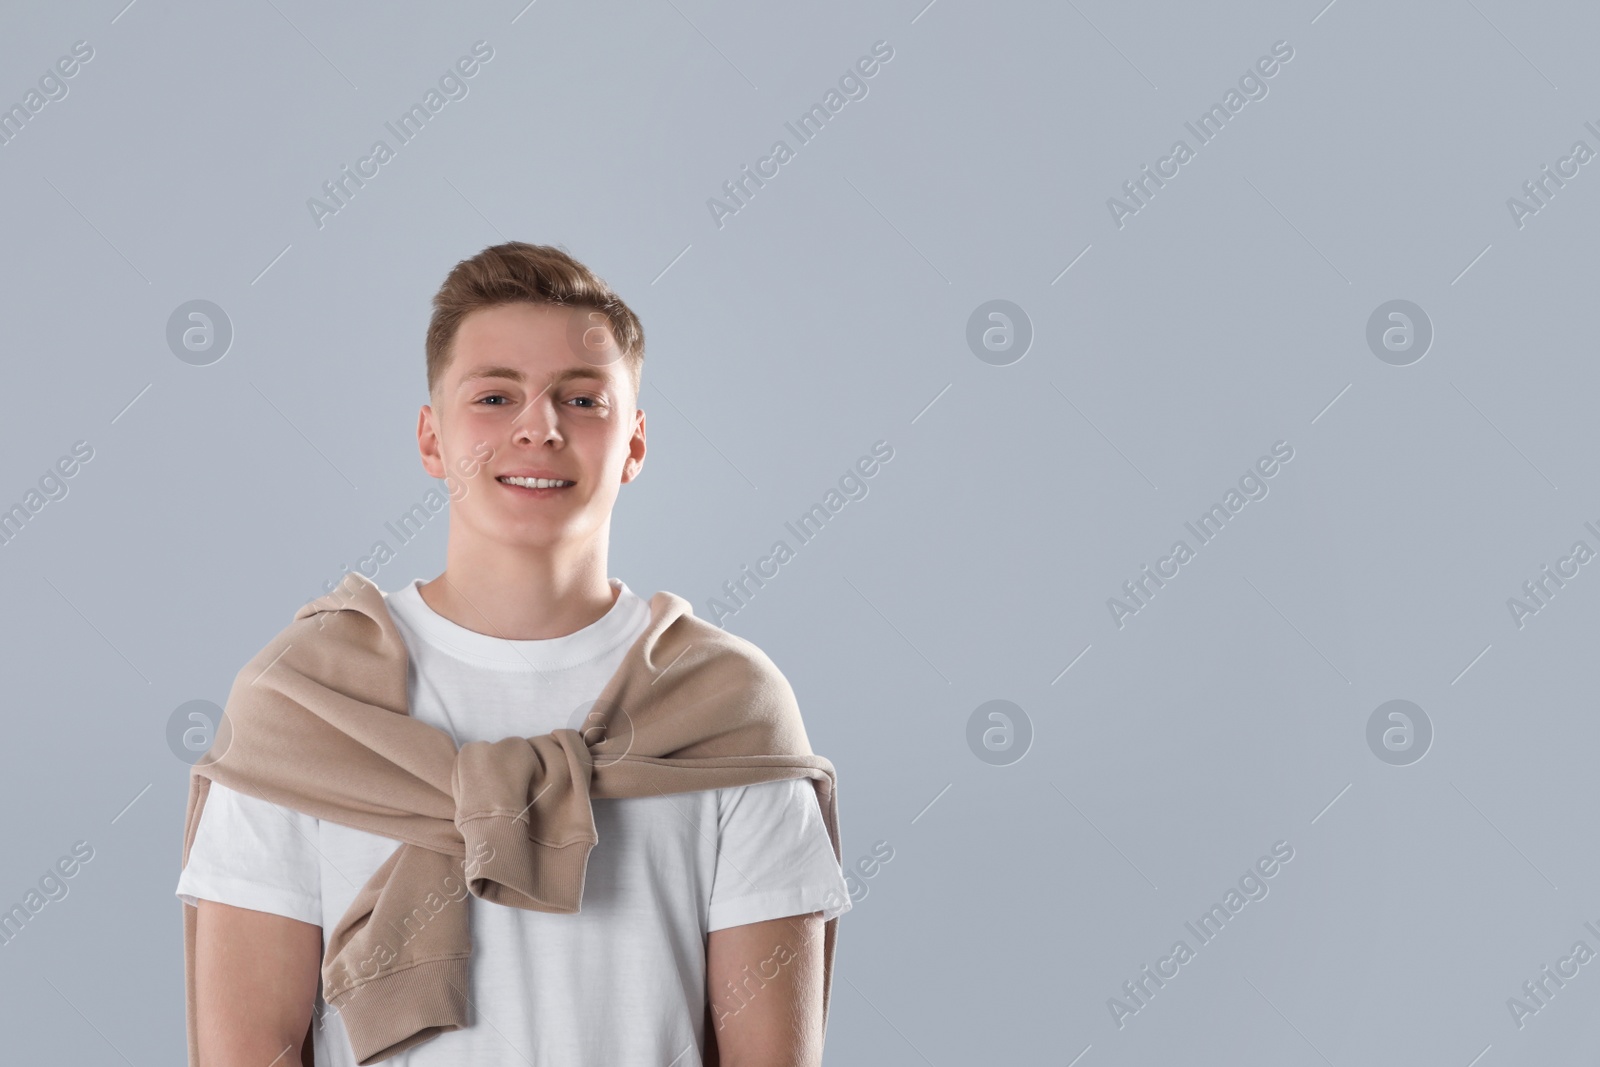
177, 242, 851, 1066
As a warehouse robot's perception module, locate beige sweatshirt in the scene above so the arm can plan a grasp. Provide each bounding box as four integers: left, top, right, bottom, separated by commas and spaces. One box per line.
181, 573, 842, 1066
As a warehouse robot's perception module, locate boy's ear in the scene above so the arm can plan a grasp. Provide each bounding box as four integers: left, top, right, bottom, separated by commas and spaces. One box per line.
620, 409, 646, 484
417, 404, 446, 479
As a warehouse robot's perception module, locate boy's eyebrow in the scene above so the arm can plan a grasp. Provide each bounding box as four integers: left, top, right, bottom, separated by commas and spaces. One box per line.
455, 365, 610, 393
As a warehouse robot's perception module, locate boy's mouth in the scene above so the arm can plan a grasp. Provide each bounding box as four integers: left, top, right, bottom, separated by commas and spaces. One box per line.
496, 475, 575, 494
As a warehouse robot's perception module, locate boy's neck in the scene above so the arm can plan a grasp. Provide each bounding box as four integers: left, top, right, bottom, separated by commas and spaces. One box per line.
417, 543, 618, 641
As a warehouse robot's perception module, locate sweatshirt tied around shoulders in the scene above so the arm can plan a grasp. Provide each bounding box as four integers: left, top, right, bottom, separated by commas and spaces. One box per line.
179, 572, 842, 1066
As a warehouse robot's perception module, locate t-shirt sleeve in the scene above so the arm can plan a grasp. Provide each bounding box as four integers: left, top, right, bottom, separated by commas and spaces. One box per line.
176, 780, 323, 928
707, 777, 854, 932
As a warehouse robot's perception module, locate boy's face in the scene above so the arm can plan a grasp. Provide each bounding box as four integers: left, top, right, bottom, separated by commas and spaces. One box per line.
418, 301, 645, 555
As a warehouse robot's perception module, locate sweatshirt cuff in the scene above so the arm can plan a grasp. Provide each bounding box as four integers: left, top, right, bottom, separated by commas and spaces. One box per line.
327, 955, 470, 1066
458, 813, 596, 913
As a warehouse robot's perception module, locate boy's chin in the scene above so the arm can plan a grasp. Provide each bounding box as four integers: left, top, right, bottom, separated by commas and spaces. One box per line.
484, 515, 588, 546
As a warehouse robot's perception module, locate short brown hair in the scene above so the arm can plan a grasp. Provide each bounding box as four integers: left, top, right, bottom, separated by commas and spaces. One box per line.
425, 241, 645, 402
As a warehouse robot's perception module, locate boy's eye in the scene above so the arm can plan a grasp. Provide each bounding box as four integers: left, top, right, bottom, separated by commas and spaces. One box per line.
477, 395, 508, 405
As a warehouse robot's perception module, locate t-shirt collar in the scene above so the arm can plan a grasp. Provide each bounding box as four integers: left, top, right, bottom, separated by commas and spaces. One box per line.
383, 577, 647, 671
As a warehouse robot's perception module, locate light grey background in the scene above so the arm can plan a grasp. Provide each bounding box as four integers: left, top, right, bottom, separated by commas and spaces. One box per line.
1, 0, 1596, 1063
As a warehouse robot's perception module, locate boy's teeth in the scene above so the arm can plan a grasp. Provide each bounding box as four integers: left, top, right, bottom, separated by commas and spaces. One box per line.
499, 476, 573, 489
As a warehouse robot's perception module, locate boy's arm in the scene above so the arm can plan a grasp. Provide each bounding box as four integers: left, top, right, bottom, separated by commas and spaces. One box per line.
195, 899, 322, 1066
706, 910, 827, 1067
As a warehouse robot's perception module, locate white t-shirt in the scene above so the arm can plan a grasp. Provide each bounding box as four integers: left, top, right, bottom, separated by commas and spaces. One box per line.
178, 576, 851, 1066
